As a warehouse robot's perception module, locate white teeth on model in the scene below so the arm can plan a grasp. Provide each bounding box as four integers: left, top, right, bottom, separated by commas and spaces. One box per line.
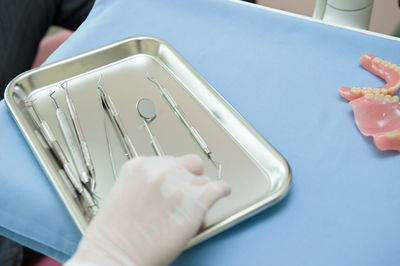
374, 94, 385, 101
373, 57, 400, 72
356, 87, 400, 96
360, 88, 373, 95
354, 55, 400, 96
358, 87, 388, 95
351, 87, 361, 95
361, 88, 368, 95
386, 130, 400, 140
369, 94, 399, 103
377, 95, 399, 103
383, 95, 400, 103
384, 95, 392, 101
381, 62, 400, 73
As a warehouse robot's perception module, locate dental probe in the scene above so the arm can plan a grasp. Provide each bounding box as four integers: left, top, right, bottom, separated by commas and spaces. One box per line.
61, 82, 96, 192
97, 77, 139, 159
50, 92, 91, 189
136, 98, 165, 156
147, 76, 222, 179
25, 101, 84, 194
41, 118, 85, 194
98, 88, 118, 180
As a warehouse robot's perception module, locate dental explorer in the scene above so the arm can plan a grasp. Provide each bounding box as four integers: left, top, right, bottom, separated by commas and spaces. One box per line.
147, 75, 222, 179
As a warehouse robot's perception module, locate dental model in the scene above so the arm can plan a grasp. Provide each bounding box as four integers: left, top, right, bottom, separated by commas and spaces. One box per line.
339, 53, 400, 151
350, 94, 400, 151
339, 53, 400, 101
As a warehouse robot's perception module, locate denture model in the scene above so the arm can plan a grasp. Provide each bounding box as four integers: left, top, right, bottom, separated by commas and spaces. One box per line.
339, 53, 400, 151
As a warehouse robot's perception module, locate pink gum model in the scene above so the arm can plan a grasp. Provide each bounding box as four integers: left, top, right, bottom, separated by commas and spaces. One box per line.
350, 94, 400, 151
339, 53, 400, 101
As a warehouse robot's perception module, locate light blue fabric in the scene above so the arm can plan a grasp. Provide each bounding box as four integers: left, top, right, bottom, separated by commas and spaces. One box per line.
1, 0, 400, 265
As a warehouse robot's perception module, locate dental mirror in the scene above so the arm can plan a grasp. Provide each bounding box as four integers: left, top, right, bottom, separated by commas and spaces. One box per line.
136, 98, 164, 156
137, 98, 156, 121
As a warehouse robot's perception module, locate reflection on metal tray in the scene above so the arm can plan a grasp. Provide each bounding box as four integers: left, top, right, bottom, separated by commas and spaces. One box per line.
4, 36, 291, 246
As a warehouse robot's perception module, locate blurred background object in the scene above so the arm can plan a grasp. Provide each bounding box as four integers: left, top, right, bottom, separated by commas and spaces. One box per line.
0, 0, 94, 97
252, 0, 400, 35
32, 28, 73, 68
312, 0, 374, 29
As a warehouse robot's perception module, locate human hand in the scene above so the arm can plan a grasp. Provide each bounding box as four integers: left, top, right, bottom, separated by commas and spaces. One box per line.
65, 155, 231, 266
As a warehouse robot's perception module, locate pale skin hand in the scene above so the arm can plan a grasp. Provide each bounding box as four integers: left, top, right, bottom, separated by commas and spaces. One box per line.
65, 154, 231, 266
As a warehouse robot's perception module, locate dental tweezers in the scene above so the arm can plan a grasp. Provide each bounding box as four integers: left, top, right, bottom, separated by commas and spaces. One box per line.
147, 76, 222, 178
97, 77, 139, 159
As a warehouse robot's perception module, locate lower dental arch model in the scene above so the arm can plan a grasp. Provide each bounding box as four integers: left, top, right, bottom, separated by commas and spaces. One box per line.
340, 53, 400, 151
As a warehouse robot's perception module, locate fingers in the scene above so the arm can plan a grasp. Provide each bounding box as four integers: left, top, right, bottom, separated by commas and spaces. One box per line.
190, 175, 211, 186
198, 180, 231, 210
175, 154, 204, 176
122, 154, 204, 177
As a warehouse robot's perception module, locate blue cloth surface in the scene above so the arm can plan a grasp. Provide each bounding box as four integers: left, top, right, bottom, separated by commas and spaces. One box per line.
1, 0, 400, 265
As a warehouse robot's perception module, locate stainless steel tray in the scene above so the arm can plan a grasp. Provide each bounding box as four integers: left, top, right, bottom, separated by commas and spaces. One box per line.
5, 36, 291, 246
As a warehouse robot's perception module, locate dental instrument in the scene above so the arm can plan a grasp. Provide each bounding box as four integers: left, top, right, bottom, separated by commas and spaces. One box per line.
100, 91, 118, 180
61, 82, 96, 192
25, 100, 84, 194
147, 75, 222, 179
50, 92, 91, 190
97, 76, 139, 159
136, 98, 165, 156
48, 93, 99, 214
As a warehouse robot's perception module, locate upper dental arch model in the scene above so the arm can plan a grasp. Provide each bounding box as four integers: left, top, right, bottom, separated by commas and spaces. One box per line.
340, 53, 400, 151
